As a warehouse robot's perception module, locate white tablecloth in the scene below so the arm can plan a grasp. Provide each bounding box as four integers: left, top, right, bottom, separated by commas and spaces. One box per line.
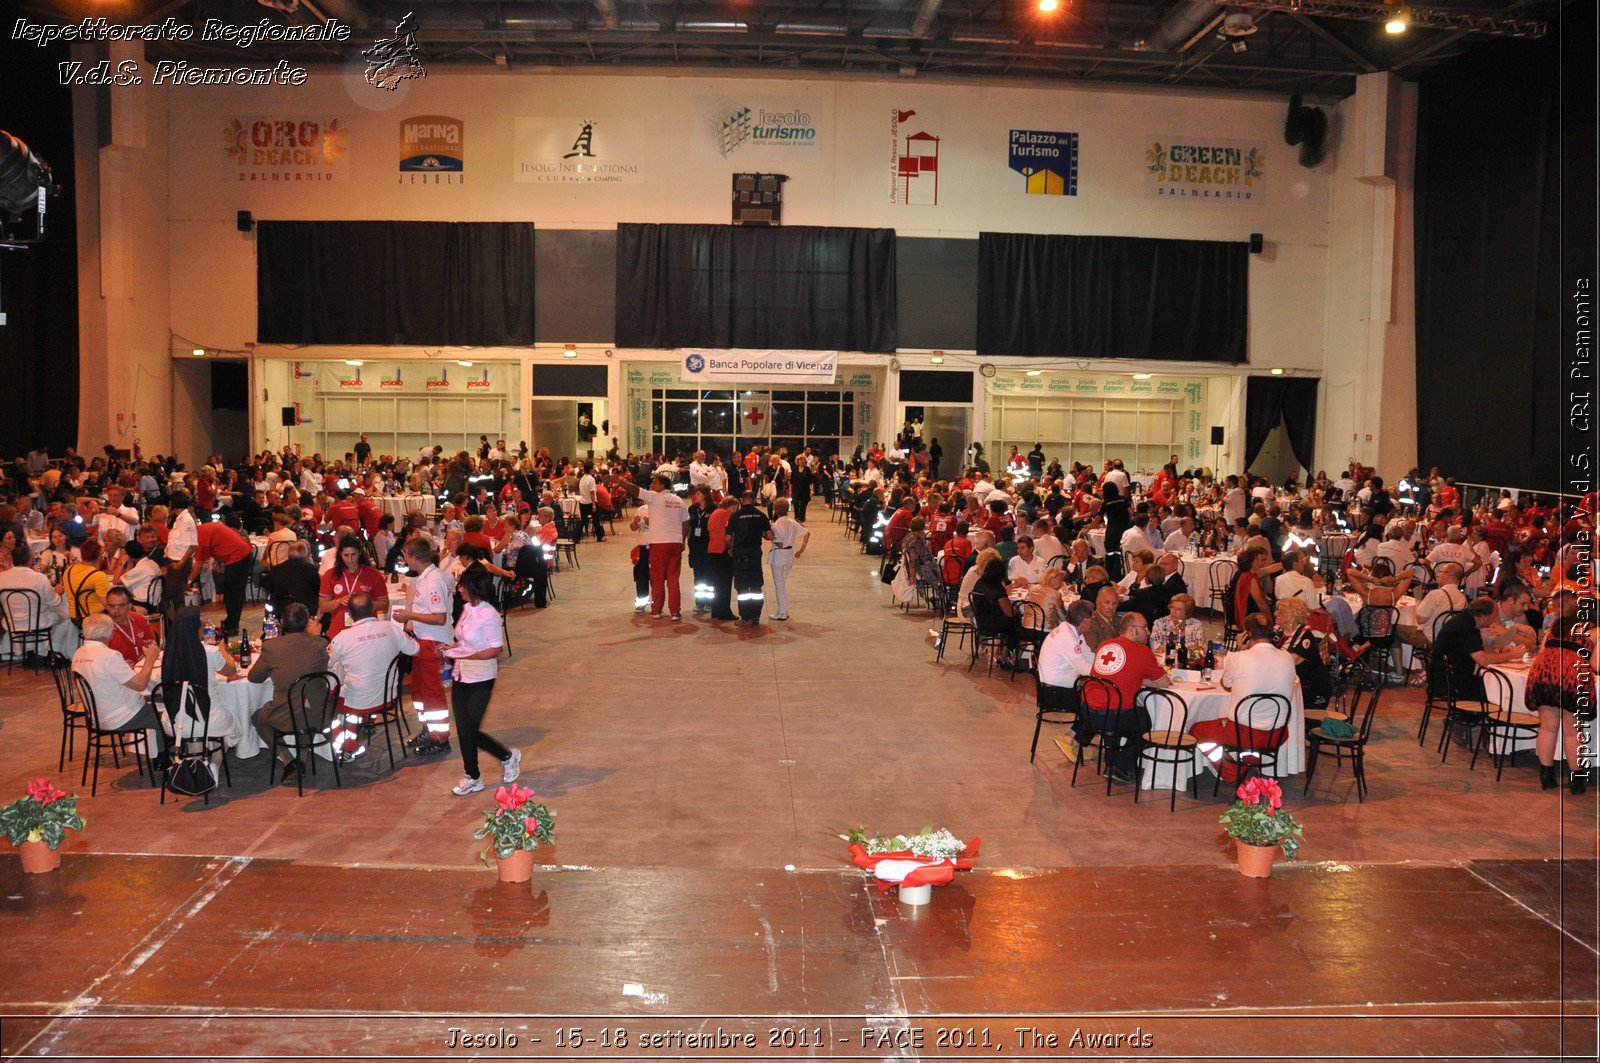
1087, 530, 1105, 556
1182, 554, 1236, 614
213, 676, 273, 758
558, 496, 582, 517
1340, 592, 1418, 672
1140, 678, 1306, 791
374, 495, 436, 521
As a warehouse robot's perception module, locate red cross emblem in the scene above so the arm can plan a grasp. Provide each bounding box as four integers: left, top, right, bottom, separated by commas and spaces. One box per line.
1100, 650, 1117, 666
744, 406, 766, 426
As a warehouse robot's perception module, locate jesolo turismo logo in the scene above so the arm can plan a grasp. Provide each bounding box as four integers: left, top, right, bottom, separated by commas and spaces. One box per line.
465, 368, 492, 390
379, 366, 404, 388
1145, 139, 1265, 201
399, 115, 463, 184
890, 109, 940, 206
1008, 129, 1078, 196
707, 106, 816, 157
426, 367, 450, 389
337, 365, 364, 388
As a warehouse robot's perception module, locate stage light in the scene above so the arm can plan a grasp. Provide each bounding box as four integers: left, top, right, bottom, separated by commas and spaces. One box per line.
1038, 0, 1058, 11
1133, 373, 1152, 380
1270, 367, 1285, 375
345, 359, 364, 366
1385, 4, 1410, 33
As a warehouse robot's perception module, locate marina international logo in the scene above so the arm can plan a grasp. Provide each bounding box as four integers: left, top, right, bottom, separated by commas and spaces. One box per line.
1145, 138, 1265, 202
399, 115, 463, 184
1008, 130, 1078, 196
707, 105, 816, 157
684, 353, 706, 374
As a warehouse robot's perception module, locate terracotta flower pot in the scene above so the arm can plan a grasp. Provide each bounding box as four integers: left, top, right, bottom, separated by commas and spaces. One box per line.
1235, 841, 1277, 878
497, 848, 534, 883
19, 840, 61, 875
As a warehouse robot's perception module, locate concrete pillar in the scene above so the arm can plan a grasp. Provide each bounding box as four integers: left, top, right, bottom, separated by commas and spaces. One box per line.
72, 41, 174, 460
1317, 72, 1419, 481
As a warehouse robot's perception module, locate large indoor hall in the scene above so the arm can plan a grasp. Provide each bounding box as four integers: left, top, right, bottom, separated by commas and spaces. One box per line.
0, 0, 1595, 1059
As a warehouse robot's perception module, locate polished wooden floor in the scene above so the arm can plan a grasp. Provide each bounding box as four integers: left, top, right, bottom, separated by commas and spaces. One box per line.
1, 513, 1595, 1059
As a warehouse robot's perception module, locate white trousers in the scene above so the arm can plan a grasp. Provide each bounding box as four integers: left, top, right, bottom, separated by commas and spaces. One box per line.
769, 551, 795, 617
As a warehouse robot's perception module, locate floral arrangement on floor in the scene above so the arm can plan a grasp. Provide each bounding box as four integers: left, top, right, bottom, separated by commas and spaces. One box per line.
473, 784, 555, 862
1, 778, 86, 851
846, 825, 980, 891
1219, 777, 1303, 859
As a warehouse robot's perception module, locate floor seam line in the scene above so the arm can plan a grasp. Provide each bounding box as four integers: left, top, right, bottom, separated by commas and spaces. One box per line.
1464, 864, 1600, 957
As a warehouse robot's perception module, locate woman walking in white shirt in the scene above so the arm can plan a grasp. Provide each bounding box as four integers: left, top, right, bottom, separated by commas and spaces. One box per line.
444, 569, 520, 796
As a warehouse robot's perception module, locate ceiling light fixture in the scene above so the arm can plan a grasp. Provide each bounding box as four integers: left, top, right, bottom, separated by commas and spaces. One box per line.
1270, 367, 1286, 376
345, 359, 364, 366
1132, 373, 1152, 380
562, 350, 578, 359
1026, 369, 1043, 377
1038, 0, 1058, 11
457, 360, 474, 367
190, 348, 206, 357
1385, 3, 1411, 33
929, 355, 945, 365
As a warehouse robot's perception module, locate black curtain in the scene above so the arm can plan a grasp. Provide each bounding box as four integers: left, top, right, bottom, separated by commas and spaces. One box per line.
0, 38, 79, 455
1414, 1, 1593, 492
1245, 377, 1319, 472
614, 223, 897, 352
257, 222, 535, 345
976, 232, 1248, 361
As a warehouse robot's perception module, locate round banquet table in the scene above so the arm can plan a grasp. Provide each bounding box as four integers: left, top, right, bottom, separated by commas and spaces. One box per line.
1182, 554, 1236, 615
558, 496, 582, 518
27, 536, 48, 559
1140, 677, 1306, 791
375, 494, 436, 521
1087, 530, 1105, 556
154, 665, 271, 759
1484, 661, 1591, 766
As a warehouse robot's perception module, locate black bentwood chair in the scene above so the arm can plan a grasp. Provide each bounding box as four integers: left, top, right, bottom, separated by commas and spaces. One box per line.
1138, 688, 1200, 811
1305, 669, 1383, 803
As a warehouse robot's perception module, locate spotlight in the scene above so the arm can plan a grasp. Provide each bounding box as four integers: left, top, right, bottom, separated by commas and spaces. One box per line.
1270, 367, 1285, 376
1038, 0, 1058, 11
0, 130, 57, 246
1385, 4, 1411, 33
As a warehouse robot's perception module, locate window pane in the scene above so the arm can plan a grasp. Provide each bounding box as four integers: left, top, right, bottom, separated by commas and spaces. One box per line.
771, 402, 804, 435
664, 435, 698, 458
665, 389, 699, 401
841, 405, 854, 435
810, 391, 841, 402
651, 389, 663, 399
651, 402, 663, 433
772, 391, 806, 402
702, 402, 735, 434
805, 405, 839, 436
806, 437, 842, 457
651, 434, 664, 454
665, 402, 700, 434
700, 390, 733, 400
702, 436, 735, 461
772, 437, 804, 456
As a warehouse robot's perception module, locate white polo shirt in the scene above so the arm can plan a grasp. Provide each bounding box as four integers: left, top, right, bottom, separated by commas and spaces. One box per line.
406, 564, 456, 644
1038, 623, 1093, 689
329, 616, 419, 711
637, 489, 689, 545
72, 641, 149, 729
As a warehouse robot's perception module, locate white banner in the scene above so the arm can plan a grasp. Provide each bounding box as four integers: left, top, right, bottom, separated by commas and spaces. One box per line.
677, 349, 838, 385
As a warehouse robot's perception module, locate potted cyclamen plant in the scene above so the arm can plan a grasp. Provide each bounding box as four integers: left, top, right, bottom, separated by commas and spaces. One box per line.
1219, 777, 1303, 878
1, 779, 86, 874
473, 784, 555, 883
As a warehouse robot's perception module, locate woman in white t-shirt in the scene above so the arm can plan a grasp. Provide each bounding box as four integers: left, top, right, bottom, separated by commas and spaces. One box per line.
443, 568, 518, 796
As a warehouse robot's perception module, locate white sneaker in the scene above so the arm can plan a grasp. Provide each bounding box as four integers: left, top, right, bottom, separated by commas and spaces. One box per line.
451, 776, 485, 796
501, 748, 522, 784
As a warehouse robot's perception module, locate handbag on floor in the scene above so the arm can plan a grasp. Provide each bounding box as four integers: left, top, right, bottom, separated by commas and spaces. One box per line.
165, 681, 217, 798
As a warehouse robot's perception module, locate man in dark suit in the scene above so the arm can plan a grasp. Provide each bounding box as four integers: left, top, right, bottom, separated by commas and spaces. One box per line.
264, 540, 322, 620
246, 602, 331, 775
1126, 551, 1188, 626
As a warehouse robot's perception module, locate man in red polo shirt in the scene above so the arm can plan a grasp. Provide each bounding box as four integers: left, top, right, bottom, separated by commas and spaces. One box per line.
193, 519, 255, 636
356, 491, 382, 539
1079, 612, 1170, 783
326, 490, 361, 534
102, 586, 155, 665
